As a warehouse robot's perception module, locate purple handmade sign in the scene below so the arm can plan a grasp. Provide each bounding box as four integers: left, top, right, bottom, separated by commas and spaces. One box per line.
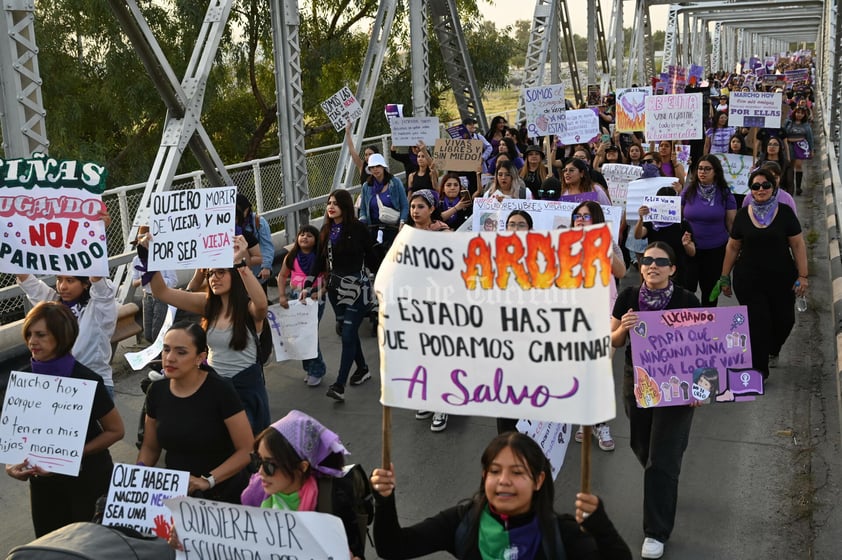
629, 306, 763, 408
558, 191, 599, 203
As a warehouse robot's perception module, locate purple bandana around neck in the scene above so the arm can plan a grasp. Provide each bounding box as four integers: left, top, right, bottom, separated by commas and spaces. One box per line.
329, 223, 343, 244
31, 353, 75, 377
639, 280, 675, 311
749, 189, 779, 226
697, 183, 717, 206
296, 251, 316, 275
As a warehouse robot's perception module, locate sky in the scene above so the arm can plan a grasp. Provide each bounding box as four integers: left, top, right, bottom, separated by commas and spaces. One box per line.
477, 1, 670, 35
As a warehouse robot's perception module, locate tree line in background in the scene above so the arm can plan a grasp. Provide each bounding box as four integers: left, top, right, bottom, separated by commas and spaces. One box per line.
15, 1, 662, 188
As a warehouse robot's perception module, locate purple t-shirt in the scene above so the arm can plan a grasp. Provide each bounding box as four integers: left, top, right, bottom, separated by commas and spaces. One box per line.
682, 188, 737, 249
741, 190, 797, 215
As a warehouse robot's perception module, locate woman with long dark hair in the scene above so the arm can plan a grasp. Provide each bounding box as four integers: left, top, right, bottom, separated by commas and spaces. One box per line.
783, 106, 814, 195
757, 136, 795, 195
704, 111, 736, 155
559, 158, 612, 205
370, 432, 631, 559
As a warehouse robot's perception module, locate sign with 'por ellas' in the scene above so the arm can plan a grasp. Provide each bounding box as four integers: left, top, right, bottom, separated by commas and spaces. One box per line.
629, 306, 763, 408
148, 186, 236, 271
103, 463, 189, 537
0, 154, 109, 276
374, 226, 616, 425
0, 371, 97, 476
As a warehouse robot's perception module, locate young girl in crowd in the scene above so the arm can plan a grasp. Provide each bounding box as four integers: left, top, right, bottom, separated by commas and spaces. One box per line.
277, 225, 327, 387
437, 173, 472, 229
7, 302, 124, 537
370, 432, 632, 559
240, 410, 366, 559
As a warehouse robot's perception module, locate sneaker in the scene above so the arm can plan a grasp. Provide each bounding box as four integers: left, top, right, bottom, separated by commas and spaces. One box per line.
147, 370, 165, 382
574, 425, 584, 443
415, 410, 433, 420
593, 424, 615, 451
349, 366, 371, 386
306, 375, 322, 387
769, 354, 779, 368
641, 537, 664, 559
326, 384, 345, 401
430, 413, 448, 432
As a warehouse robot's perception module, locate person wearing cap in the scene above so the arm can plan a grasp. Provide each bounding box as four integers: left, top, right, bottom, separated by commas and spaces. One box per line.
358, 153, 409, 249
519, 143, 548, 198
593, 143, 623, 173
460, 115, 492, 176
240, 410, 366, 559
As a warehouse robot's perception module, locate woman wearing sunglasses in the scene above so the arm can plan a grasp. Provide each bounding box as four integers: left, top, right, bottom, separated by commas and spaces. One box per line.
144, 233, 271, 434
611, 242, 702, 559
719, 168, 808, 378
240, 410, 365, 560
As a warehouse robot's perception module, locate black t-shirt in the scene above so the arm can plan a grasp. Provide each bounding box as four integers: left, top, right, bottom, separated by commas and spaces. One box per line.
730, 204, 801, 287
146, 371, 243, 476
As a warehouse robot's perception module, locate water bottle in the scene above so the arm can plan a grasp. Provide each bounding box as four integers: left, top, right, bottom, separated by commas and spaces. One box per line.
794, 280, 808, 312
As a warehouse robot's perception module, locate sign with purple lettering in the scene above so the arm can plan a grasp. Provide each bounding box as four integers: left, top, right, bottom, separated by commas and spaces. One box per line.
558, 191, 599, 203
629, 306, 763, 408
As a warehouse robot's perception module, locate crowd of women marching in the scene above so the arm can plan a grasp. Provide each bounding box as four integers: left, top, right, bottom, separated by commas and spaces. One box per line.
4, 51, 817, 560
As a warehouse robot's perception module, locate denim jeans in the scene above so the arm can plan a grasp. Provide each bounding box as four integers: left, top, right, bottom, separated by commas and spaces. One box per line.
290, 290, 326, 378
328, 283, 369, 387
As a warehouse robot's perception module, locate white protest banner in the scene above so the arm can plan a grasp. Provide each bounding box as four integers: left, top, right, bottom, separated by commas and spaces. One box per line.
516, 419, 571, 480
556, 108, 601, 145
0, 154, 109, 276
644, 93, 704, 141
642, 195, 681, 224
523, 83, 566, 138
626, 177, 678, 216
389, 117, 440, 147
728, 92, 783, 128
266, 300, 318, 361
374, 227, 615, 424
103, 463, 189, 536
615, 87, 651, 132
149, 186, 236, 271
320, 86, 363, 132
601, 163, 644, 207
166, 497, 349, 560
0, 371, 96, 476
124, 305, 177, 371
471, 198, 622, 242
434, 139, 484, 172
714, 153, 754, 195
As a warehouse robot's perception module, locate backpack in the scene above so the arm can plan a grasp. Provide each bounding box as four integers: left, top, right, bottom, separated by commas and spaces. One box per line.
6, 522, 175, 560
246, 317, 273, 365
316, 464, 374, 557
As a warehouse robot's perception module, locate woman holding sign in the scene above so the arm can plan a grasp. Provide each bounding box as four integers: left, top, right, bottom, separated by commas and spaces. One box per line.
610, 242, 702, 559
718, 167, 808, 378
369, 432, 631, 559
7, 302, 124, 537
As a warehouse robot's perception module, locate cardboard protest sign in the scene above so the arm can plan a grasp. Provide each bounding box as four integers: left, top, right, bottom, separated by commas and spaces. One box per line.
615, 87, 651, 132
602, 163, 644, 207
471, 198, 622, 242
125, 305, 176, 371
641, 195, 681, 224
166, 497, 348, 559
629, 306, 763, 408
320, 86, 363, 132
389, 116, 440, 147
434, 139, 484, 172
0, 154, 109, 276
0, 371, 97, 476
714, 154, 753, 195
644, 93, 704, 141
625, 177, 678, 216
103, 463, 189, 536
728, 92, 783, 128
523, 83, 566, 138
149, 186, 236, 271
374, 227, 616, 425
556, 108, 601, 145
516, 419, 571, 480
266, 300, 318, 361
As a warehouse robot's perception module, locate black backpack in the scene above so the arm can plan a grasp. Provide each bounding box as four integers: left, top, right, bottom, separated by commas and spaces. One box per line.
316, 464, 374, 558
246, 317, 273, 365
6, 522, 175, 560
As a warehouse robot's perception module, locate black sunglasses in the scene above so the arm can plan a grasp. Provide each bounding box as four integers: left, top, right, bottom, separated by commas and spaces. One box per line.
750, 181, 774, 191
248, 452, 279, 476
642, 159, 655, 164
640, 256, 672, 267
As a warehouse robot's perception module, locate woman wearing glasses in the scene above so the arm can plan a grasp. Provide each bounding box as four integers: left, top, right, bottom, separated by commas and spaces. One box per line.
145, 234, 271, 433
138, 322, 253, 503
611, 242, 702, 560
559, 158, 612, 205
240, 410, 365, 560
681, 154, 736, 306
719, 168, 808, 378
482, 159, 531, 200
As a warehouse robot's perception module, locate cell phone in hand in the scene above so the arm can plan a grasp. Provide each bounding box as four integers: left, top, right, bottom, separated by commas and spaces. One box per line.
460, 189, 471, 202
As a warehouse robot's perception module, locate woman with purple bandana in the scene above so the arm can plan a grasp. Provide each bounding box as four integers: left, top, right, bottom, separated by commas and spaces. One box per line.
241, 410, 366, 560
718, 167, 809, 378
